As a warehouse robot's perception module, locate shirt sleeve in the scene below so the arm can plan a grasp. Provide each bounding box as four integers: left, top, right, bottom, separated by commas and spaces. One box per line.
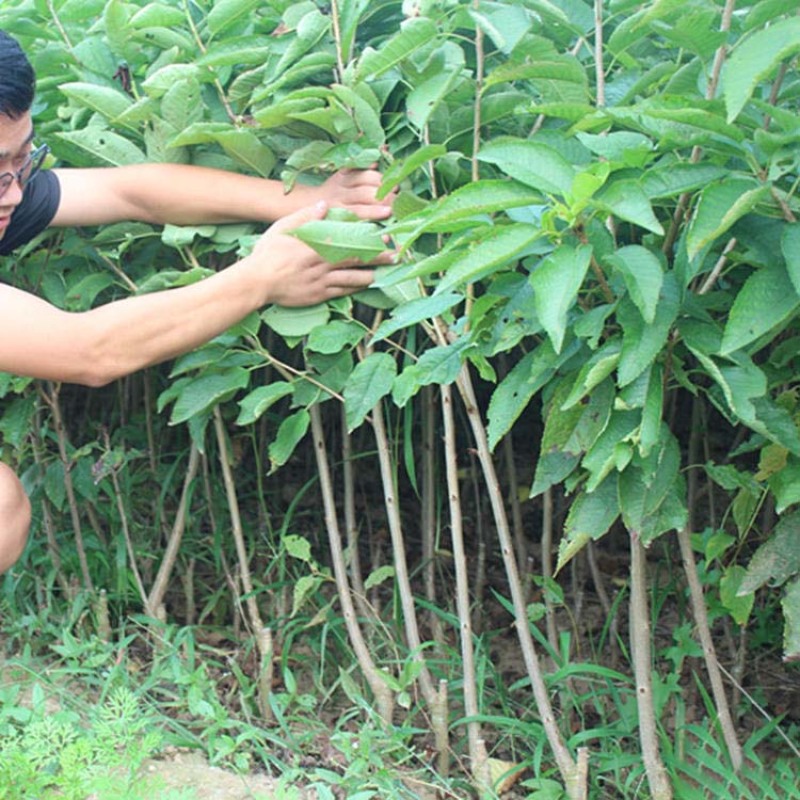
0, 170, 61, 256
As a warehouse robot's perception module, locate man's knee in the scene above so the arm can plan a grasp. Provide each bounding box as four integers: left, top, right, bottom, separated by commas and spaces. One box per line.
0, 463, 31, 573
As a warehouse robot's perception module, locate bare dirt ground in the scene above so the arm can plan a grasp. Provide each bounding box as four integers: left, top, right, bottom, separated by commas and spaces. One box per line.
141, 751, 297, 800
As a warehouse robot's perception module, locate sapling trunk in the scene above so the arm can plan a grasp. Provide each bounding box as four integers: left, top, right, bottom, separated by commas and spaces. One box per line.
309, 404, 395, 724
342, 406, 370, 621
41, 383, 93, 592
370, 399, 437, 708
421, 386, 445, 648
501, 430, 527, 571
541, 488, 560, 658
441, 383, 481, 774
213, 409, 263, 631
453, 365, 584, 798
676, 525, 742, 770
146, 444, 200, 617
685, 398, 743, 769
629, 532, 672, 800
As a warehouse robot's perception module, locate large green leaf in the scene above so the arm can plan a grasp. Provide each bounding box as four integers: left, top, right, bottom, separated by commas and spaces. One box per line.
687, 179, 769, 260
377, 144, 446, 201
388, 180, 543, 242
269, 409, 311, 472
605, 245, 664, 324
169, 369, 251, 425
358, 17, 439, 79
55, 130, 146, 167
783, 577, 800, 661
593, 180, 664, 235
344, 352, 397, 432
720, 263, 800, 355
487, 342, 561, 451
59, 82, 133, 122
371, 292, 462, 344
207, 0, 261, 36
781, 223, 800, 296
236, 382, 294, 426
477, 138, 576, 197
740, 511, 800, 594
392, 339, 473, 407
723, 16, 800, 122
290, 219, 387, 264
530, 244, 592, 353
558, 476, 620, 571
617, 273, 680, 387
262, 304, 330, 339
436, 223, 542, 294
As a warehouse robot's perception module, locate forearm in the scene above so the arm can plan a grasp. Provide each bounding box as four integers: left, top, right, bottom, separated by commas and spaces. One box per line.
52, 164, 319, 228
0, 266, 262, 386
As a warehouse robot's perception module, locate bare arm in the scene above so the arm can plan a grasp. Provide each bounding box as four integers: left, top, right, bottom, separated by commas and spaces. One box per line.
0, 204, 385, 387
50, 164, 395, 228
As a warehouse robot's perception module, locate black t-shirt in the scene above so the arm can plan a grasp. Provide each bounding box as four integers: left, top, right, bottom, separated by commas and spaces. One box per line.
0, 170, 60, 256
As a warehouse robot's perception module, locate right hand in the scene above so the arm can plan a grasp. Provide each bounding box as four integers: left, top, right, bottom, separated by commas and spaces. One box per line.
247, 202, 395, 308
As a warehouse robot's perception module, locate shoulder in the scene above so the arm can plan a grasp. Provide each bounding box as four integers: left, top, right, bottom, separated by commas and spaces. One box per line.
0, 171, 61, 256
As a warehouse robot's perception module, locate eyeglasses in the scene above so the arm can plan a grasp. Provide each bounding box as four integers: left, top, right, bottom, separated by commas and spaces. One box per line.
0, 143, 50, 199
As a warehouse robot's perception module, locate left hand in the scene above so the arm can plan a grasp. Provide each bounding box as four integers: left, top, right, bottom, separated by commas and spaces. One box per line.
316, 167, 396, 220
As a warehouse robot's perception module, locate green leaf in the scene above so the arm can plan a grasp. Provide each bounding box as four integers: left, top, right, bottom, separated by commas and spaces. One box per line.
262, 304, 330, 339
142, 64, 205, 97
783, 577, 800, 661
377, 144, 447, 201
720, 263, 800, 355
768, 458, 800, 514
686, 178, 769, 261
487, 342, 562, 451
392, 339, 473, 407
581, 410, 640, 492
561, 341, 621, 410
530, 244, 592, 353
720, 566, 754, 626
477, 138, 576, 197
291, 220, 386, 264
593, 180, 664, 235
388, 180, 542, 242
283, 534, 313, 563
406, 42, 465, 130
306, 320, 365, 354
740, 511, 800, 593
371, 292, 462, 344
59, 82, 133, 121
235, 382, 294, 426
617, 273, 680, 387
207, 0, 261, 36
364, 565, 395, 591
780, 223, 800, 296
436, 224, 542, 294
723, 17, 800, 122
169, 369, 250, 425
558, 476, 620, 571
269, 409, 311, 472
344, 352, 397, 432
55, 130, 146, 167
605, 245, 663, 324
358, 17, 439, 79
641, 163, 729, 199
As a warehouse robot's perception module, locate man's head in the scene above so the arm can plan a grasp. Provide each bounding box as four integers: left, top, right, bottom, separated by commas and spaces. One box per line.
0, 30, 35, 119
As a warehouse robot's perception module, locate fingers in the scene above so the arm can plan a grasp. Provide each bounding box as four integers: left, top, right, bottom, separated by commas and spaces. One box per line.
269, 200, 329, 234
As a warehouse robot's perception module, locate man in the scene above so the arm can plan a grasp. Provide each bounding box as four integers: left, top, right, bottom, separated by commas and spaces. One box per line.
0, 30, 395, 573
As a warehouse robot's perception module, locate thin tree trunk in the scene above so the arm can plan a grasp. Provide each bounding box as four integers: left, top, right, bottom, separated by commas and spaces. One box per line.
310, 404, 395, 724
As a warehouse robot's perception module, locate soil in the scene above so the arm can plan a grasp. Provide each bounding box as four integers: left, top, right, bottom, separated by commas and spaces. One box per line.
140, 751, 299, 800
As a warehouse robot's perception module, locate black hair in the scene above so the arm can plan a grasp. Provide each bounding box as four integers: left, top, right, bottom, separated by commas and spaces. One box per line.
0, 30, 35, 118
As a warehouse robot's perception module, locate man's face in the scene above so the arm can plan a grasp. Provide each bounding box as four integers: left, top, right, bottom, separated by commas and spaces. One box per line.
0, 111, 35, 243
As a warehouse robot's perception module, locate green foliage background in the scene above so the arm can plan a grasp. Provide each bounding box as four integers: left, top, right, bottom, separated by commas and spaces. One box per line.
1, 0, 800, 797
